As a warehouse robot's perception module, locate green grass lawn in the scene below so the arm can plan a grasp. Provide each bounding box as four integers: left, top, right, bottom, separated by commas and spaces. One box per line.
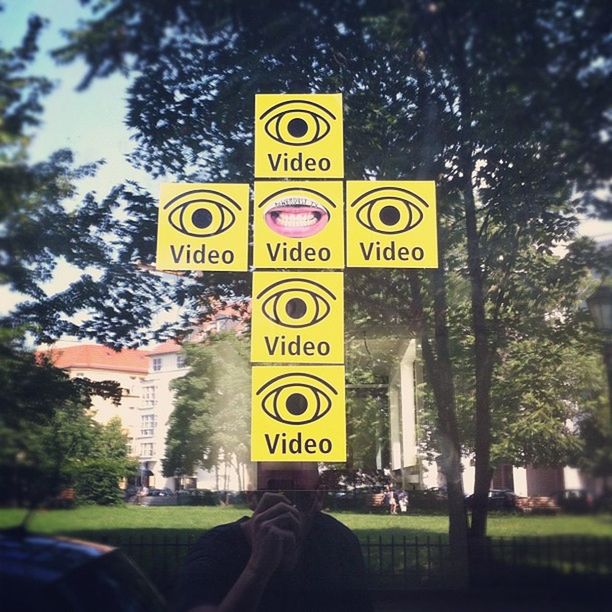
2, 506, 609, 595
1, 505, 611, 541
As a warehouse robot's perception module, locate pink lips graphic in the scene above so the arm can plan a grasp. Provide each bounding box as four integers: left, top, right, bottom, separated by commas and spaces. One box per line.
264, 196, 330, 238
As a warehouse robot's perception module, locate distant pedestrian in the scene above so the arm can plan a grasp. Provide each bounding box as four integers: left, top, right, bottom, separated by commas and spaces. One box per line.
384, 486, 397, 515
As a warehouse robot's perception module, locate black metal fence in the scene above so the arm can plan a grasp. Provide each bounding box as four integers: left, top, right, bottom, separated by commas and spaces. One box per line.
469, 536, 612, 590
362, 535, 451, 589
92, 533, 612, 596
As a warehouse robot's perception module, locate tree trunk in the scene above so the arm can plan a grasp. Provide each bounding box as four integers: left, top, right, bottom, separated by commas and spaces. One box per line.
450, 24, 495, 541
462, 176, 494, 539
410, 272, 469, 588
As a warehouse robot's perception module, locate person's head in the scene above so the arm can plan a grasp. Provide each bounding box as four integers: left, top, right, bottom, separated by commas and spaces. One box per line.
255, 462, 322, 514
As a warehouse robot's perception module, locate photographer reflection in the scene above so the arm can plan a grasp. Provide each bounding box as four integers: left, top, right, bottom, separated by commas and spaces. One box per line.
175, 462, 373, 612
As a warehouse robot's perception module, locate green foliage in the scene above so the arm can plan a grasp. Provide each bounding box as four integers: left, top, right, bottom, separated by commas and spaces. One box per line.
63, 416, 137, 505
72, 458, 134, 506
163, 334, 250, 485
0, 12, 105, 307
0, 331, 133, 506
343, 348, 391, 470
0, 14, 50, 156
439, 242, 611, 469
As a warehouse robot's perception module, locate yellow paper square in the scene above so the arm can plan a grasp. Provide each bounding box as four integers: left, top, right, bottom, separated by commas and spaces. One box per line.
156, 183, 249, 271
253, 180, 344, 269
251, 365, 346, 462
255, 93, 344, 179
251, 271, 344, 364
346, 181, 438, 268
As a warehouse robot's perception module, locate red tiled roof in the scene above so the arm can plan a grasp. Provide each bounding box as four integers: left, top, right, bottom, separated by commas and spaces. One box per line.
44, 344, 149, 374
147, 340, 182, 356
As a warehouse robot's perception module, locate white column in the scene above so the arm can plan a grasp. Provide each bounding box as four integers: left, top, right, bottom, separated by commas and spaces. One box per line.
462, 457, 475, 494
563, 466, 583, 490
400, 340, 418, 467
389, 375, 402, 470
513, 466, 528, 497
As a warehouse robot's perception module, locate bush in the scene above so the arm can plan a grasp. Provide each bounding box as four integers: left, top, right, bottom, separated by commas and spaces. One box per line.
72, 461, 126, 505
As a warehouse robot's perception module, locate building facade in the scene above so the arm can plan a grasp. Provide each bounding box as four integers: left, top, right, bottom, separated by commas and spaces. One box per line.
46, 342, 148, 459
43, 306, 253, 492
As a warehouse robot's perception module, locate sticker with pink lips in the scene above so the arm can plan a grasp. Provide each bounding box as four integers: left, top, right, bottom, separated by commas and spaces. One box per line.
264, 195, 330, 238
254, 180, 344, 269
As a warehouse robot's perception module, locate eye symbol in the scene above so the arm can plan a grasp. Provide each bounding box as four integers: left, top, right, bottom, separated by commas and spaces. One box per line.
351, 187, 429, 235
260, 100, 335, 146
164, 189, 241, 237
257, 278, 336, 328
256, 372, 337, 425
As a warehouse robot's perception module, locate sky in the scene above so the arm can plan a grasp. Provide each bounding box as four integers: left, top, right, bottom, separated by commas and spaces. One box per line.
2, 2, 151, 186
1, 2, 158, 319
1, 1, 611, 324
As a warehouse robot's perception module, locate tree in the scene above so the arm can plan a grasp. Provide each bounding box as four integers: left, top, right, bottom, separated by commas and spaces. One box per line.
365, 0, 610, 540
163, 333, 251, 489
67, 417, 137, 505
0, 11, 107, 312
0, 329, 131, 506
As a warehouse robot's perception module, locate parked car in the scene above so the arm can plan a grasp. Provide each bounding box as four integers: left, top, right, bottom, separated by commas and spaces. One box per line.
552, 489, 594, 513
140, 489, 177, 506
148, 487, 174, 497
0, 528, 166, 612
594, 491, 612, 513
406, 488, 448, 511
466, 489, 518, 511
176, 488, 219, 506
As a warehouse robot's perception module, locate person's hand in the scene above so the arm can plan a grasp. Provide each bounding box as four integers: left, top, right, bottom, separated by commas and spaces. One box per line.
241, 492, 303, 580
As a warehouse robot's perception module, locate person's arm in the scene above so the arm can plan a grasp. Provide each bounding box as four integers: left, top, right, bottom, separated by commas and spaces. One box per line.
188, 493, 302, 612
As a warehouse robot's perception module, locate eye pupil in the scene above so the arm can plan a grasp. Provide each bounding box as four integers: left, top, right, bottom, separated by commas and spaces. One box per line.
192, 208, 213, 229
380, 205, 400, 226
285, 297, 307, 319
287, 117, 308, 138
286, 393, 308, 416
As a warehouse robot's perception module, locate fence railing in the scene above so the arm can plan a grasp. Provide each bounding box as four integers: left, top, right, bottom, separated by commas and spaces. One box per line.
92, 533, 612, 596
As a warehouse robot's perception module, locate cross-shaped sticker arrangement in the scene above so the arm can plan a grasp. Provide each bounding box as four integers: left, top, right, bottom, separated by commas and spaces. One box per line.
156, 94, 438, 462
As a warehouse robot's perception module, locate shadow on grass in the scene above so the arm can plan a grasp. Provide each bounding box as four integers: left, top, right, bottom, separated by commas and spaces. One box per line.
3, 507, 611, 599
43, 527, 612, 599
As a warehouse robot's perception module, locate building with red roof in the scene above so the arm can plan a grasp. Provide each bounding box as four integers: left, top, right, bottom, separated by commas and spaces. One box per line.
48, 344, 148, 374
42, 342, 149, 468
39, 301, 253, 492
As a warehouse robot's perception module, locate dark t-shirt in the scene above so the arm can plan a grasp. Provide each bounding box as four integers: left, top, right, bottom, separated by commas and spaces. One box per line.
174, 512, 373, 612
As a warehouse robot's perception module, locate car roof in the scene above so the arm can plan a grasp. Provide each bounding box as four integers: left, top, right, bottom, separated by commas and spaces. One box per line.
0, 530, 115, 584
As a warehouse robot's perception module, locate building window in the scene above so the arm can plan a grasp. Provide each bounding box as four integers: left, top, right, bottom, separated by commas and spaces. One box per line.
143, 385, 157, 409
140, 442, 154, 458
177, 353, 187, 368
140, 414, 156, 437
152, 357, 162, 371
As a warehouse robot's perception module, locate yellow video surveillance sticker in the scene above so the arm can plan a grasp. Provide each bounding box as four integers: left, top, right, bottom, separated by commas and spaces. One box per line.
255, 94, 344, 179
253, 180, 344, 269
346, 181, 438, 268
251, 271, 344, 365
156, 183, 249, 271
251, 365, 346, 461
